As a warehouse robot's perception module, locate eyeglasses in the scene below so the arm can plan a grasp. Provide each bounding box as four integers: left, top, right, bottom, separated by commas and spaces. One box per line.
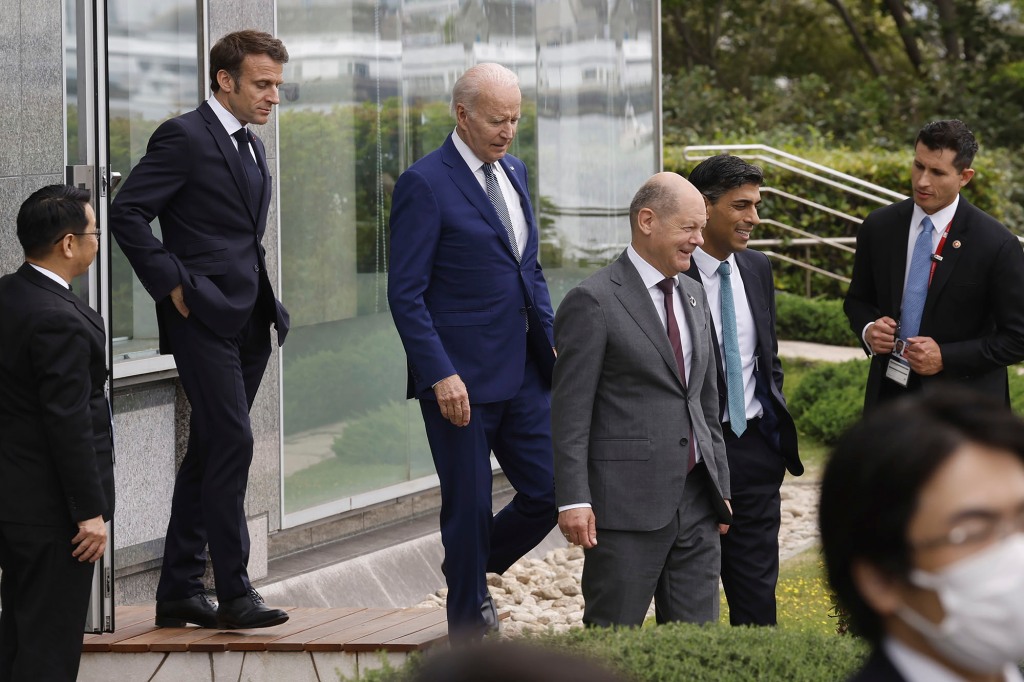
914, 507, 1024, 550
53, 230, 102, 244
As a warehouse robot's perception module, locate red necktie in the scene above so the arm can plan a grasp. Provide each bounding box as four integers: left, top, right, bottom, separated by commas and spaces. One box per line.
656, 278, 696, 472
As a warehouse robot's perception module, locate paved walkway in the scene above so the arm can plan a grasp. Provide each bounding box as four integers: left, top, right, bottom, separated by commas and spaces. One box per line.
778, 340, 864, 363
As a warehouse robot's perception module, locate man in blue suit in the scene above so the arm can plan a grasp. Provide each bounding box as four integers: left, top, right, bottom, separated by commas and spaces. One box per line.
110, 30, 290, 630
388, 63, 558, 639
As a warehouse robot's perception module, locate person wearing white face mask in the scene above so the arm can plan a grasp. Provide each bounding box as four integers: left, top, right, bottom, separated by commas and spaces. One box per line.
820, 388, 1024, 682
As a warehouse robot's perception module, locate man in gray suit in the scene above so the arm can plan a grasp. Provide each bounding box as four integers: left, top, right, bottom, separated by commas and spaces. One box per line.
552, 172, 732, 627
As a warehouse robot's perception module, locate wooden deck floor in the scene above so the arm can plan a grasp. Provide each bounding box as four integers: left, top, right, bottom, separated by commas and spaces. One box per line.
83, 604, 451, 654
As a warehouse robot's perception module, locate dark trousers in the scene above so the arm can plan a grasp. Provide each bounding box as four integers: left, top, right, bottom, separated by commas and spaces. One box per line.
581, 462, 721, 627
720, 420, 787, 626
0, 522, 95, 682
420, 356, 556, 637
155, 302, 271, 602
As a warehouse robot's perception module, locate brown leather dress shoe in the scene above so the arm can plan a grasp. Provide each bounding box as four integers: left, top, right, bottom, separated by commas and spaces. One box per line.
216, 589, 289, 629
155, 593, 219, 628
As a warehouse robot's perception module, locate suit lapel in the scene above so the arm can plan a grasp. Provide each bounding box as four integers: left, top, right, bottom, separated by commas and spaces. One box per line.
499, 156, 535, 258
252, 133, 272, 231
922, 198, 969, 325
736, 251, 770, 359
18, 264, 104, 336
610, 252, 686, 391
683, 264, 726, 392
200, 101, 258, 225
889, 200, 914, 315
441, 135, 520, 262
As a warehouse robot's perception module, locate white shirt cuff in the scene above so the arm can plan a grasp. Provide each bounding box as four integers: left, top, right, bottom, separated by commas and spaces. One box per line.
558, 503, 592, 513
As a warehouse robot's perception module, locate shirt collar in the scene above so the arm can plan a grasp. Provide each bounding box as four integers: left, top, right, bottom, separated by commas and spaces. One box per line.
208, 95, 245, 137
692, 247, 735, 280
911, 194, 960, 235
626, 244, 675, 291
28, 263, 71, 289
451, 127, 487, 174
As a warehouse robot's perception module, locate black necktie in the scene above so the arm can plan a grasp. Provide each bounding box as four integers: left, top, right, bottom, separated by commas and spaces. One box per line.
656, 278, 696, 472
232, 128, 264, 210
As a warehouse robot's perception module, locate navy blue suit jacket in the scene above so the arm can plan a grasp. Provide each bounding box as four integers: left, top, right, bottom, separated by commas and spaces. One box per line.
684, 249, 802, 476
110, 101, 289, 348
388, 134, 556, 402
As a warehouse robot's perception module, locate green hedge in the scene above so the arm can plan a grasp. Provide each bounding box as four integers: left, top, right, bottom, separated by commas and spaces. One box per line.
775, 292, 859, 347
354, 624, 869, 682
788, 360, 870, 446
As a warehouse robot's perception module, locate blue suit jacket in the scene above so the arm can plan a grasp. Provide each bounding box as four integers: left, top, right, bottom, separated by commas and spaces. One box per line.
110, 101, 289, 347
388, 134, 555, 402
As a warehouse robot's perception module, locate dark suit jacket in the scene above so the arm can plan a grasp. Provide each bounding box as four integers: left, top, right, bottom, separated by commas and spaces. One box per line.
110, 100, 289, 348
0, 264, 114, 526
844, 197, 1024, 409
684, 249, 802, 476
552, 251, 731, 531
388, 134, 556, 402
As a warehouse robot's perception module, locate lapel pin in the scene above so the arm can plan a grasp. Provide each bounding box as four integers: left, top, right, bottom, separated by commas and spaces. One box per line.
688, 295, 697, 307
952, 240, 962, 249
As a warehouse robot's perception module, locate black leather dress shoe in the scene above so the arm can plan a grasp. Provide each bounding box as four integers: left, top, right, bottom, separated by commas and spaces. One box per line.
217, 589, 289, 629
155, 593, 219, 628
481, 594, 500, 634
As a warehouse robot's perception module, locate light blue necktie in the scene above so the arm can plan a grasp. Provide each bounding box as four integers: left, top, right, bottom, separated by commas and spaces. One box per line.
718, 261, 746, 437
900, 216, 935, 340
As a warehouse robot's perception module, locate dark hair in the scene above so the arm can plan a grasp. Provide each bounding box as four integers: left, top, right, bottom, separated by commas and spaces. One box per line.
688, 154, 764, 204
628, 176, 680, 232
819, 387, 1024, 644
209, 30, 289, 93
409, 640, 629, 682
17, 184, 92, 259
915, 119, 978, 172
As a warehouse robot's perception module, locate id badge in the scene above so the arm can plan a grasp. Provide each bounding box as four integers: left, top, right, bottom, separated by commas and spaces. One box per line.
885, 338, 911, 387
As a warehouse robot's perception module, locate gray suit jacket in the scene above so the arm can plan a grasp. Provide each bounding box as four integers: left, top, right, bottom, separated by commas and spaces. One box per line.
552, 250, 731, 532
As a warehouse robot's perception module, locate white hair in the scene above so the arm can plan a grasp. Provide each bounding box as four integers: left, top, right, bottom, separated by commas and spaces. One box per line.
450, 63, 520, 118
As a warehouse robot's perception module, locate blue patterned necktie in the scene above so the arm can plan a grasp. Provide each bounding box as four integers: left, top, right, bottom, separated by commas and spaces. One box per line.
718, 261, 746, 437
482, 163, 520, 262
900, 216, 935, 340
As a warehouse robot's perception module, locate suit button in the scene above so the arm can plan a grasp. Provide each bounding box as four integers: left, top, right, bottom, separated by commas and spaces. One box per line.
253, 264, 260, 272
679, 438, 688, 447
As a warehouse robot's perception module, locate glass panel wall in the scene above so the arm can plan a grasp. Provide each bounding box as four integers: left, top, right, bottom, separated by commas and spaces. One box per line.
278, 0, 657, 522
106, 0, 200, 362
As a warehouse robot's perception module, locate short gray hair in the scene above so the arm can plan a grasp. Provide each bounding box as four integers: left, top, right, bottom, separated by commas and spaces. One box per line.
450, 63, 520, 118
629, 177, 680, 232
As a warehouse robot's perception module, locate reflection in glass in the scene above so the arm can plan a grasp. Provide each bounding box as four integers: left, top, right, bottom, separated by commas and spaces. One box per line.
105, 0, 199, 360
278, 0, 656, 520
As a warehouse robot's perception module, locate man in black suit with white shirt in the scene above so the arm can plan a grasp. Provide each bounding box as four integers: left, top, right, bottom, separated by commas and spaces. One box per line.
0, 184, 113, 681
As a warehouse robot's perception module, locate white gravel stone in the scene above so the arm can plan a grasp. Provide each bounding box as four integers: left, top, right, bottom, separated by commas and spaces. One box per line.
421, 475, 822, 635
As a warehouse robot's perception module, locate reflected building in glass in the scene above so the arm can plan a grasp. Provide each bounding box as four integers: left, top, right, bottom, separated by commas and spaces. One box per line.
276, 0, 658, 525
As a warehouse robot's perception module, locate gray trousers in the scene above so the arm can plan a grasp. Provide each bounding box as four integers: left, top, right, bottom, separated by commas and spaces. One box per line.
581, 462, 721, 627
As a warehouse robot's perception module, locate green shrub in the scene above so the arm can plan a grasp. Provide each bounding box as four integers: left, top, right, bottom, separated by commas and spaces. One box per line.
331, 400, 411, 465
352, 624, 869, 681
788, 360, 870, 446
775, 292, 858, 347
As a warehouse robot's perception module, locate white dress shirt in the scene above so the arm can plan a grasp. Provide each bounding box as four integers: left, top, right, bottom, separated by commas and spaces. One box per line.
692, 248, 763, 423
451, 128, 528, 260
29, 263, 71, 289
884, 636, 1024, 682
207, 95, 258, 162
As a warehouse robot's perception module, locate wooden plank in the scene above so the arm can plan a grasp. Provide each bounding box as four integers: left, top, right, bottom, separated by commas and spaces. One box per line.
264, 608, 380, 651
306, 609, 435, 653
344, 609, 447, 653
222, 608, 338, 652
382, 619, 450, 653
146, 626, 226, 653
186, 607, 304, 653
83, 620, 171, 653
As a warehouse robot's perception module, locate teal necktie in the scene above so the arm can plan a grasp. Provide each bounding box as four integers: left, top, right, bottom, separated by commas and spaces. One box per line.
718, 261, 746, 437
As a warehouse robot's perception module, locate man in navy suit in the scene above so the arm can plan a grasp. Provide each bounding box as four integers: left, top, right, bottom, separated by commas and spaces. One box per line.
685, 155, 802, 626
844, 119, 1024, 411
110, 30, 290, 630
0, 185, 112, 681
388, 63, 557, 639
821, 391, 1024, 681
